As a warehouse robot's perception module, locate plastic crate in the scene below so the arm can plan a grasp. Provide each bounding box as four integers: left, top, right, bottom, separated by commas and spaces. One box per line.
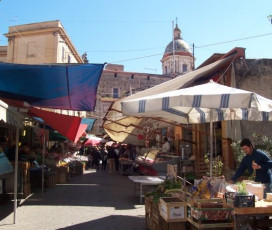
234, 194, 255, 208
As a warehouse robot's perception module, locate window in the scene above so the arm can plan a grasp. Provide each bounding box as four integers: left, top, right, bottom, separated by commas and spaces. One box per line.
113, 88, 119, 98
182, 64, 188, 72
131, 74, 134, 79
68, 55, 71, 63
62, 47, 65, 60
26, 42, 35, 58
165, 66, 167, 74
147, 76, 150, 81
114, 73, 117, 78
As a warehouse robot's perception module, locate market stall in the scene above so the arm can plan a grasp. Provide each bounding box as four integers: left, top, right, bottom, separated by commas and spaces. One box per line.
143, 175, 272, 230
135, 149, 181, 176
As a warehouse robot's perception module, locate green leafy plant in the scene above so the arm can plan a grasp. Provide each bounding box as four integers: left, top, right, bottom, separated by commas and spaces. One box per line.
252, 133, 272, 158
204, 153, 224, 176
231, 133, 272, 168
237, 181, 247, 195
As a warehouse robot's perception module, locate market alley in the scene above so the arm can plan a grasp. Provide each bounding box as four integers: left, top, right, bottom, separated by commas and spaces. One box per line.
0, 169, 146, 230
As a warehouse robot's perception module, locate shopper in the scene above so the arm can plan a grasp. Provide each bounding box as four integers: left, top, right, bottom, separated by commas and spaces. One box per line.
106, 146, 116, 173
98, 142, 108, 170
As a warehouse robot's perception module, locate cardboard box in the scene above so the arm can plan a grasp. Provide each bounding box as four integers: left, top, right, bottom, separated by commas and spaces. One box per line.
159, 197, 187, 222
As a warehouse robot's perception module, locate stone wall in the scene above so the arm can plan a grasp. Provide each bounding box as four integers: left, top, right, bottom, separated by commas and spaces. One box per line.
234, 58, 272, 139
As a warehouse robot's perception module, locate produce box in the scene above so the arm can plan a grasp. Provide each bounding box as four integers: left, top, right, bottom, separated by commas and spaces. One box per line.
159, 197, 187, 222
189, 197, 233, 221
234, 194, 255, 208
190, 198, 226, 208
191, 207, 233, 221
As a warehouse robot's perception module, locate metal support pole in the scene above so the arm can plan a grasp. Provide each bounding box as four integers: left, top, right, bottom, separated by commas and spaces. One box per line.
42, 125, 46, 193
209, 110, 213, 177
13, 127, 19, 224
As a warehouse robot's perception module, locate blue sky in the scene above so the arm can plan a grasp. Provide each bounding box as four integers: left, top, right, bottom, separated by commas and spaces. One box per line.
0, 0, 271, 74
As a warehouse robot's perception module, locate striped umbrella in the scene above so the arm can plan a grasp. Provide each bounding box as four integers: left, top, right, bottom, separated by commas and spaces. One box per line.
121, 81, 272, 176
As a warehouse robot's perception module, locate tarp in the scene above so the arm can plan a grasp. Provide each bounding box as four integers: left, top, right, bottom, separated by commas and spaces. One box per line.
0, 62, 104, 111
28, 107, 95, 143
103, 55, 237, 143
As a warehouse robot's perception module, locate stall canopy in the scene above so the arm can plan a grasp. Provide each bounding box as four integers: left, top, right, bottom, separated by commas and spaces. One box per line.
103, 51, 242, 143
28, 107, 96, 143
121, 81, 272, 124
0, 62, 104, 111
121, 81, 272, 175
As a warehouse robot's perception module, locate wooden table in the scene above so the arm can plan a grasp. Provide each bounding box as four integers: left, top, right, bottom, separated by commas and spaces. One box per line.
128, 176, 165, 204
233, 200, 272, 229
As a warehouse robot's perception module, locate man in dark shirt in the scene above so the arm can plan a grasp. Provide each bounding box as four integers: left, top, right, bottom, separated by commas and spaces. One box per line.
231, 138, 272, 198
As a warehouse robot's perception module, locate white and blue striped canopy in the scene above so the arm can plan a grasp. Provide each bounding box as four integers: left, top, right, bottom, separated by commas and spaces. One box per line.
121, 81, 272, 124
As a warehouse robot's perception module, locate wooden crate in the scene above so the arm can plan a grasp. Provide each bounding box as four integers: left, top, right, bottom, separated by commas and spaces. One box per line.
45, 173, 56, 189
187, 217, 233, 229
55, 171, 67, 184
145, 196, 153, 215
191, 207, 233, 221
159, 197, 187, 222
161, 218, 186, 230
152, 202, 161, 226
145, 213, 152, 230
187, 197, 233, 229
190, 198, 226, 208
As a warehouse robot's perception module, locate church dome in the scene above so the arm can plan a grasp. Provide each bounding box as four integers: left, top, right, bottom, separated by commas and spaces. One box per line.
163, 23, 192, 56
164, 39, 192, 54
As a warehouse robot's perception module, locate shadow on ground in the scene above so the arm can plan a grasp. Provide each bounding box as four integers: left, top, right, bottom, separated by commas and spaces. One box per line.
57, 215, 145, 230
0, 169, 143, 222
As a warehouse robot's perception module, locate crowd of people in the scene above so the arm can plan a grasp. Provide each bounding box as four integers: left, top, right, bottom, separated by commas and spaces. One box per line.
80, 141, 138, 173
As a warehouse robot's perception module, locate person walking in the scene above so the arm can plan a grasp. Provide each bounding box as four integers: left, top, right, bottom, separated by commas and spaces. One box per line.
98, 142, 108, 171
230, 138, 272, 198
106, 146, 116, 173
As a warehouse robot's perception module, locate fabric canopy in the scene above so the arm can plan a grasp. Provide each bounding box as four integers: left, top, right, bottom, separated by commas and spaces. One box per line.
121, 81, 272, 123
121, 80, 272, 176
0, 62, 104, 111
28, 107, 95, 143
103, 55, 237, 143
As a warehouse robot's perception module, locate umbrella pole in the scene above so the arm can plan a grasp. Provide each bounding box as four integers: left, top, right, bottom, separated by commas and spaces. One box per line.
209, 110, 213, 177
42, 125, 45, 193
13, 127, 19, 224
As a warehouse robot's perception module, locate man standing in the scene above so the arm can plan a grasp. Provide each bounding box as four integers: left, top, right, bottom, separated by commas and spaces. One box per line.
162, 137, 171, 154
231, 138, 272, 198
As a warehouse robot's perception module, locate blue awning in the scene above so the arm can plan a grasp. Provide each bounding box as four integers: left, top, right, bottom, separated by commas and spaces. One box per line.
0, 62, 104, 111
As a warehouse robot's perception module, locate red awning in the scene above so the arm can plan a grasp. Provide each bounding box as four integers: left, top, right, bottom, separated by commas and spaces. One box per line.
28, 107, 84, 143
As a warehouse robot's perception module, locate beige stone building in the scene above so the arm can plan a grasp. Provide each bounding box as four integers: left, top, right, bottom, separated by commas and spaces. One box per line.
3, 20, 82, 64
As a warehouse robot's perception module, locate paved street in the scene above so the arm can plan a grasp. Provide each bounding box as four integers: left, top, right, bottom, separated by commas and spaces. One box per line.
0, 169, 146, 230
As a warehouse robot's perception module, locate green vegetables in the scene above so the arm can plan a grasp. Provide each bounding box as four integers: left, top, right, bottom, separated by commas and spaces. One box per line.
145, 179, 182, 204
237, 181, 247, 195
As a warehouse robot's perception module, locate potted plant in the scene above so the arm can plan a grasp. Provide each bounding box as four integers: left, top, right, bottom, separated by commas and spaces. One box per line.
204, 153, 224, 177
234, 181, 255, 207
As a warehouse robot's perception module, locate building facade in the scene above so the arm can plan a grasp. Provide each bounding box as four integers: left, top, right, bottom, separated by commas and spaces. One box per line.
4, 20, 83, 64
